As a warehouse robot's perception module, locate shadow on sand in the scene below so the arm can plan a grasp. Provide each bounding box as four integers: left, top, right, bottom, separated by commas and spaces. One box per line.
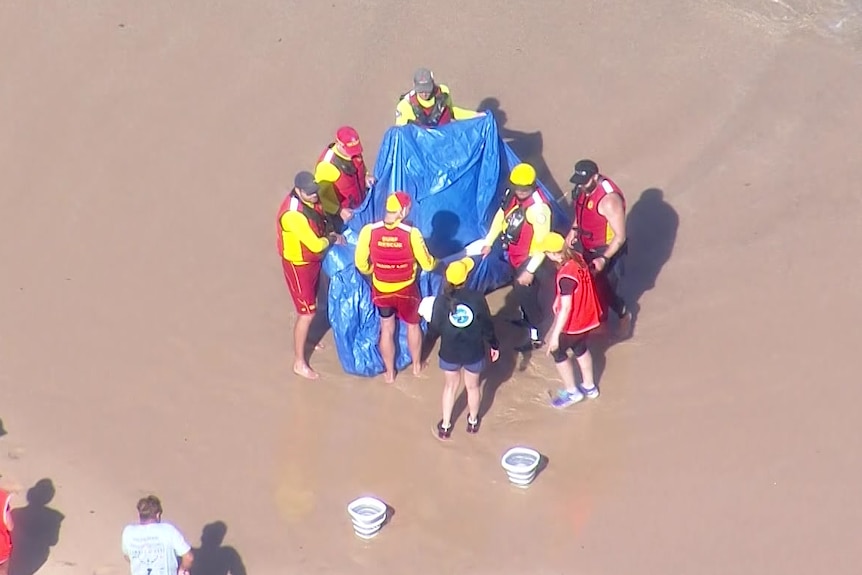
191, 521, 247, 575
9, 479, 64, 575
584, 187, 679, 385
479, 97, 566, 202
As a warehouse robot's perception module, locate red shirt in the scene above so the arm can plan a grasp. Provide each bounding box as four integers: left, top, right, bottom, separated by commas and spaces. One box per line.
553, 259, 602, 334
574, 176, 626, 251
317, 145, 368, 209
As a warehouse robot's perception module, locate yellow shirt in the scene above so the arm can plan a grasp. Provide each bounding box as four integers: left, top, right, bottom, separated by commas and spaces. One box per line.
314, 156, 347, 216
354, 220, 437, 292
279, 199, 330, 264
483, 192, 552, 272
395, 84, 482, 126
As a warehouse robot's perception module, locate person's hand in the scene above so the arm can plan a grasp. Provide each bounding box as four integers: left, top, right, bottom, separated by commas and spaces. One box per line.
480, 245, 492, 259
339, 208, 354, 223
516, 270, 534, 286
591, 256, 607, 272
566, 228, 578, 248
546, 336, 559, 356
490, 347, 500, 363
365, 174, 376, 187
333, 233, 347, 246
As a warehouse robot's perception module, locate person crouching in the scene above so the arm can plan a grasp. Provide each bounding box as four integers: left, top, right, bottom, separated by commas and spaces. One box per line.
538, 233, 604, 408
426, 257, 500, 440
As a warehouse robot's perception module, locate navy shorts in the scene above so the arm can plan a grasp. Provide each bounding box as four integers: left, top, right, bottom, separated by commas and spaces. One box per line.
439, 357, 486, 374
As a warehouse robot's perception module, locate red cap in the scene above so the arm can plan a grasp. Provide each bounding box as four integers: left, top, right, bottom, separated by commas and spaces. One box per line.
386, 191, 412, 212
336, 126, 363, 156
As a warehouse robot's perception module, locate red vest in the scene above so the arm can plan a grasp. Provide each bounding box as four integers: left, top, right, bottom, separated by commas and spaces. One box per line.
0, 488, 11, 559
503, 190, 548, 269
368, 222, 416, 283
275, 192, 328, 263
575, 176, 626, 251
553, 259, 603, 334
408, 88, 454, 127
318, 145, 368, 209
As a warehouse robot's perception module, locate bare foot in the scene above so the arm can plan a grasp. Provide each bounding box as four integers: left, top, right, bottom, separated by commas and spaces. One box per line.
383, 371, 396, 384
412, 361, 428, 376
293, 363, 320, 380
314, 341, 325, 350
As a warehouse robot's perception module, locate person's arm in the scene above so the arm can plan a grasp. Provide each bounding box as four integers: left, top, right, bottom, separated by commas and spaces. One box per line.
178, 551, 193, 575
547, 292, 573, 354
523, 203, 552, 274
477, 295, 499, 349
596, 192, 627, 260
281, 211, 330, 254
353, 225, 373, 275
409, 228, 437, 271
394, 99, 414, 126
452, 105, 482, 120
482, 208, 506, 248
121, 527, 130, 563
3, 499, 13, 532
171, 526, 194, 575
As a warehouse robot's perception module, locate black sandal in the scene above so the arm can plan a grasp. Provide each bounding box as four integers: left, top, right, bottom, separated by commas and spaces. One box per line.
437, 420, 452, 440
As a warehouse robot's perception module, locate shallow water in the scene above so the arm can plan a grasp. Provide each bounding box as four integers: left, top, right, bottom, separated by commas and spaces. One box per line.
723, 0, 862, 45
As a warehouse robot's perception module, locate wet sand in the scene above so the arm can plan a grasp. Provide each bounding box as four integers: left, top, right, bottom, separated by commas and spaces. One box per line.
1, 1, 861, 573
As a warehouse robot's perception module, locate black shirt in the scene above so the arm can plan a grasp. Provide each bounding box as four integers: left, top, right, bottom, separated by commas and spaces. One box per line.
430, 288, 499, 365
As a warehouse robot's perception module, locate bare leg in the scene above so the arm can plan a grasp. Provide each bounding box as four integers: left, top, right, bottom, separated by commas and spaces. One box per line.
407, 323, 425, 375
573, 348, 595, 388
463, 370, 483, 423
379, 315, 397, 383
553, 354, 579, 394
293, 313, 319, 380
441, 369, 461, 428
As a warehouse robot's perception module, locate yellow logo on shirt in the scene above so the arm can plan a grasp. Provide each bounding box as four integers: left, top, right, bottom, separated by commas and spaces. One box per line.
587, 200, 594, 210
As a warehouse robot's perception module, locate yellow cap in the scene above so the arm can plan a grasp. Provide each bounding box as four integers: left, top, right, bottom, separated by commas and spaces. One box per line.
537, 232, 566, 253
314, 161, 340, 183
509, 163, 537, 187
445, 257, 476, 285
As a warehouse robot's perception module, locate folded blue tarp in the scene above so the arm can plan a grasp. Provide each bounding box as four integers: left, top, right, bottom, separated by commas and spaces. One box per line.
322, 114, 569, 376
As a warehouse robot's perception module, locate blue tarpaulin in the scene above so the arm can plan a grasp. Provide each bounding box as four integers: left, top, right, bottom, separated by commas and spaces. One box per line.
322, 113, 569, 376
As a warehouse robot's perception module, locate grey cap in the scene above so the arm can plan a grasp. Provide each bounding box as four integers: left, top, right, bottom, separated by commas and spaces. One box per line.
413, 67, 435, 93
294, 171, 319, 194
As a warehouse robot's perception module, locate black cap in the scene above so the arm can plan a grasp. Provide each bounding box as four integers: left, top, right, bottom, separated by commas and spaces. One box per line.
294, 171, 319, 194
570, 159, 599, 185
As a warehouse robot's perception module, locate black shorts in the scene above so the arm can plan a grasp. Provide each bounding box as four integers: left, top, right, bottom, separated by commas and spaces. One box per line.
551, 333, 589, 363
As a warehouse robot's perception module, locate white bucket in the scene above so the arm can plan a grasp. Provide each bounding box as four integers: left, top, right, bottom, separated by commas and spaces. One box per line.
501, 447, 542, 488
347, 496, 388, 540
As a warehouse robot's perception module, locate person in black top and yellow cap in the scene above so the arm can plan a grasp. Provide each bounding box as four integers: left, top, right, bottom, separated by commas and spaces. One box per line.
423, 257, 499, 440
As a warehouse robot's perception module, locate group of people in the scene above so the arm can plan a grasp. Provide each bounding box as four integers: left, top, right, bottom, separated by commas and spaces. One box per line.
276, 67, 632, 440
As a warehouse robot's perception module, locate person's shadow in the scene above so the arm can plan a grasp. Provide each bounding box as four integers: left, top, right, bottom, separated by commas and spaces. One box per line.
9, 479, 64, 575
619, 188, 679, 334
426, 210, 462, 258
190, 521, 247, 575
478, 97, 566, 202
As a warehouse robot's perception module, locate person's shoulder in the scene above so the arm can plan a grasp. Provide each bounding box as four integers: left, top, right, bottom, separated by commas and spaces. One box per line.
600, 176, 621, 194
438, 84, 451, 95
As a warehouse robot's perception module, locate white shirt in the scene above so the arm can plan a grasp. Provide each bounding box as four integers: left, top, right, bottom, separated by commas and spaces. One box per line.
122, 522, 191, 575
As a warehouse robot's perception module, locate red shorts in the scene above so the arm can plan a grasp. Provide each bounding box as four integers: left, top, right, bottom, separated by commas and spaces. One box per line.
372, 282, 421, 324
282, 260, 321, 315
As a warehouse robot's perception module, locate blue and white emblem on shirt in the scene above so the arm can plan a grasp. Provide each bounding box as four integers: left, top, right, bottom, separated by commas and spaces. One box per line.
448, 304, 475, 328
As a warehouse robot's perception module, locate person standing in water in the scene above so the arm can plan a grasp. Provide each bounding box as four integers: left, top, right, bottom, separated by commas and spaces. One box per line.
425, 257, 500, 439
538, 233, 604, 408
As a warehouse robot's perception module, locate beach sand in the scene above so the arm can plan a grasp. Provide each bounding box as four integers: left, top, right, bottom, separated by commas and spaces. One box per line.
1, 1, 861, 573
